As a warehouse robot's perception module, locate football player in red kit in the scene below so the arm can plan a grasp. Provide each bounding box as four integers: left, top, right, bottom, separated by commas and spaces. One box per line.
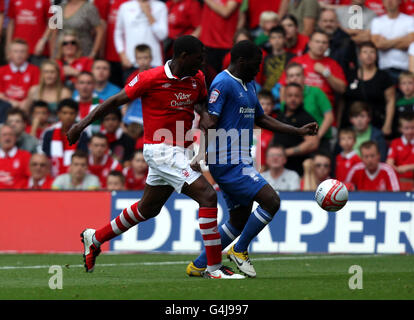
67, 35, 244, 279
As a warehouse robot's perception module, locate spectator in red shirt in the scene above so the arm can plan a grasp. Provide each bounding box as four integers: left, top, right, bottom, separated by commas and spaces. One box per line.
247, 0, 282, 31
199, 0, 242, 73
0, 124, 31, 189
25, 153, 54, 189
26, 101, 50, 139
280, 14, 309, 57
75, 72, 102, 135
55, 30, 94, 89
6, 0, 51, 61
102, 110, 136, 164
106, 170, 126, 191
280, 30, 347, 109
122, 150, 148, 190
256, 90, 276, 171
88, 132, 123, 188
0, 39, 40, 112
40, 98, 89, 177
167, 0, 201, 40
346, 140, 400, 191
24, 59, 72, 118
387, 113, 414, 190
104, 0, 130, 88
335, 127, 361, 182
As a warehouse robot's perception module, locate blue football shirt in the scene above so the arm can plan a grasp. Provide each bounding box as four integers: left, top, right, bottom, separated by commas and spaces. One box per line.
207, 70, 264, 165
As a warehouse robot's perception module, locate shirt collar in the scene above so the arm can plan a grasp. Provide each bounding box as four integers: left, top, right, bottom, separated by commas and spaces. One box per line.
164, 60, 190, 80
10, 62, 28, 73
401, 135, 414, 145
224, 69, 248, 91
28, 177, 46, 188
341, 150, 357, 160
0, 146, 18, 158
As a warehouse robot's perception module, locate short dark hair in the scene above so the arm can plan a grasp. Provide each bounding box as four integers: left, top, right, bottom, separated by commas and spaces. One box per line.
93, 59, 110, 68
90, 132, 108, 143
269, 25, 286, 37
359, 41, 377, 51
399, 112, 414, 123
173, 35, 204, 58
77, 71, 94, 81
258, 89, 275, 103
285, 62, 304, 72
58, 98, 79, 112
339, 127, 356, 140
285, 82, 303, 92
30, 100, 50, 115
310, 30, 329, 40
135, 44, 152, 55
281, 14, 298, 27
71, 149, 88, 162
230, 40, 262, 64
107, 170, 125, 184
7, 108, 27, 123
103, 108, 122, 122
312, 151, 331, 162
360, 140, 379, 154
349, 101, 371, 118
266, 143, 286, 156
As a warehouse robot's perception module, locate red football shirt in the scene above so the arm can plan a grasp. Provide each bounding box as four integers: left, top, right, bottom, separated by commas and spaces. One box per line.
199, 0, 242, 49
88, 154, 123, 187
91, 0, 111, 20
387, 136, 414, 180
247, 0, 281, 29
0, 63, 40, 101
400, 0, 414, 15
345, 162, 400, 191
25, 176, 54, 190
123, 167, 147, 190
279, 53, 347, 106
335, 150, 361, 182
124, 62, 208, 148
56, 57, 94, 83
167, 0, 201, 40
365, 0, 385, 16
285, 33, 309, 57
0, 147, 31, 189
8, 0, 51, 55
105, 0, 129, 62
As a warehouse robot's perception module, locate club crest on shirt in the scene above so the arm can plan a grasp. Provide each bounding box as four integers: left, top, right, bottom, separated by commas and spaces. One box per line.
13, 160, 20, 169
209, 89, 220, 103
192, 79, 197, 89
128, 75, 139, 87
162, 83, 172, 88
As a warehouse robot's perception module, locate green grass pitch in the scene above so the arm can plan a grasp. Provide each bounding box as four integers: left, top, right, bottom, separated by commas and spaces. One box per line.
0, 253, 413, 300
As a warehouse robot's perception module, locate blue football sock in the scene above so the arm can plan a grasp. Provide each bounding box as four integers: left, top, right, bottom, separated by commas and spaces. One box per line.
193, 221, 241, 268
234, 206, 273, 253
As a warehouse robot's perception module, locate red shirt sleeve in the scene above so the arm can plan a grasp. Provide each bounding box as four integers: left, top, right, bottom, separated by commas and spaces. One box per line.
387, 140, 397, 160
197, 71, 208, 101
329, 60, 347, 86
8, 0, 15, 19
124, 70, 152, 101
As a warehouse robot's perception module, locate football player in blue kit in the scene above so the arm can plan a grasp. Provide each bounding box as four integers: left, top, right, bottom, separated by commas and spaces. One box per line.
187, 40, 318, 278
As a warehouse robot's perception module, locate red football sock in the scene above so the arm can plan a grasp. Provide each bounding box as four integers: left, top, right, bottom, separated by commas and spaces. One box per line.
94, 202, 146, 244
199, 207, 221, 267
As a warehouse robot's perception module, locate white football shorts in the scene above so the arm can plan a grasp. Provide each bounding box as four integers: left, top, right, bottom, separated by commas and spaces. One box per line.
143, 143, 202, 193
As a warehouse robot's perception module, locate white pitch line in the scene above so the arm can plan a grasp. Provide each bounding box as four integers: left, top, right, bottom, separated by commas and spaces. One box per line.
0, 254, 385, 271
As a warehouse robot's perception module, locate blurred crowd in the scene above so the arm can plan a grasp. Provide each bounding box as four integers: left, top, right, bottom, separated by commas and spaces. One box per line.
0, 0, 414, 193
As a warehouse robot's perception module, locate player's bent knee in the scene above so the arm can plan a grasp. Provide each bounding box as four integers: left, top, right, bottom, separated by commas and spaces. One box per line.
200, 186, 217, 207
261, 194, 280, 217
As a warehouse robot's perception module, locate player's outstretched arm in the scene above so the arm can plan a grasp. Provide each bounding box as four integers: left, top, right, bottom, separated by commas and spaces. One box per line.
255, 114, 319, 136
67, 90, 130, 145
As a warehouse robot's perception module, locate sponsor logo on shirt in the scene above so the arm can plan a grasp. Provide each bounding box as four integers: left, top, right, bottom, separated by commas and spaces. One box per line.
128, 75, 139, 87
171, 93, 193, 108
239, 106, 255, 119
209, 89, 220, 103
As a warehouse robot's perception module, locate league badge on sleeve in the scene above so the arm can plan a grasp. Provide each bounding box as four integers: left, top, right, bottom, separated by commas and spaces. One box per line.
209, 89, 220, 103
128, 75, 139, 87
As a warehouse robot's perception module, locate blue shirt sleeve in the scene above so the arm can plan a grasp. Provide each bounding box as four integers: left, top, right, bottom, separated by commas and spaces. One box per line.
208, 80, 227, 117
254, 97, 264, 119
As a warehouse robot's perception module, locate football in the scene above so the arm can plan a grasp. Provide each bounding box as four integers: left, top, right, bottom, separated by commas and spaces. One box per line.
315, 179, 348, 212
